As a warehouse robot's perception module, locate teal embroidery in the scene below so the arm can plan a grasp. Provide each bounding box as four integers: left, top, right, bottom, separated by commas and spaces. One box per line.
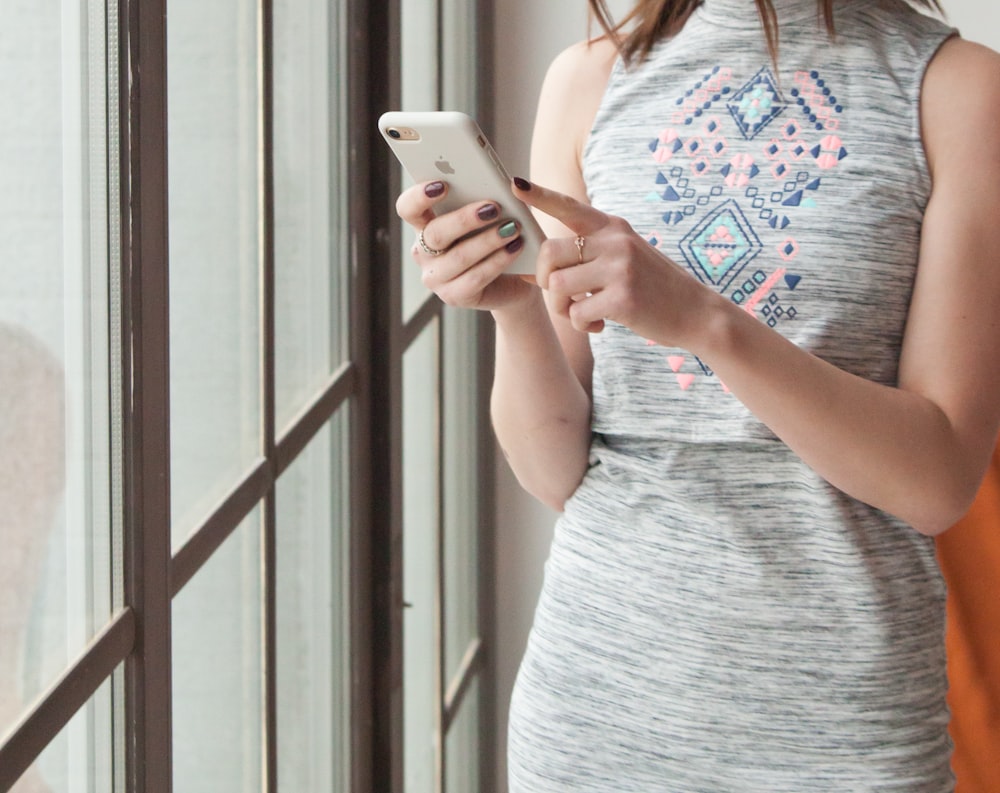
640, 63, 850, 390
680, 200, 762, 288
727, 67, 789, 140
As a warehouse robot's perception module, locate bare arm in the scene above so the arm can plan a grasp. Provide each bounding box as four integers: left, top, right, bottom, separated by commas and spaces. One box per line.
708, 38, 1000, 534
395, 39, 618, 510
516, 37, 1000, 535
489, 39, 619, 509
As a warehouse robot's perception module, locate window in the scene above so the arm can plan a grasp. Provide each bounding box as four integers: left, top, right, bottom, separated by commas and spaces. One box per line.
0, 1, 495, 791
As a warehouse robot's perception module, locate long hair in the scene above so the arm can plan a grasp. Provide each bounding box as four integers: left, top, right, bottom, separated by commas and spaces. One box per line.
588, 0, 945, 65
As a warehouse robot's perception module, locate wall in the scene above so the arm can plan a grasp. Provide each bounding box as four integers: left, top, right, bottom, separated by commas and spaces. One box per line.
489, 6, 578, 788
490, 0, 998, 790
943, 0, 1000, 48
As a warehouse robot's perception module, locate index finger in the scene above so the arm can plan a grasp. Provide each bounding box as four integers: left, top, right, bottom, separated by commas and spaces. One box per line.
511, 177, 608, 236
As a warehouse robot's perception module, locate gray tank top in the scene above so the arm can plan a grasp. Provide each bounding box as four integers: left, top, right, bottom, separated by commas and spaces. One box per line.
583, 0, 954, 443
507, 1, 959, 790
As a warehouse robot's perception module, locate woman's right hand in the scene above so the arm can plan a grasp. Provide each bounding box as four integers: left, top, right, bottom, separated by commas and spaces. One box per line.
396, 180, 537, 311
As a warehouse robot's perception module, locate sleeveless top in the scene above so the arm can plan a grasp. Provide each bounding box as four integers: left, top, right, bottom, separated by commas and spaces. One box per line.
507, 1, 958, 791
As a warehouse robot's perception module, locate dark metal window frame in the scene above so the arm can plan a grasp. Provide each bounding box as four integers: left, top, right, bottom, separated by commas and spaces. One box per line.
0, 0, 496, 790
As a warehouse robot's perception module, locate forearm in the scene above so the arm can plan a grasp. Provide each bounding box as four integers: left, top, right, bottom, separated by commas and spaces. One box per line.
490, 290, 592, 511
694, 296, 988, 535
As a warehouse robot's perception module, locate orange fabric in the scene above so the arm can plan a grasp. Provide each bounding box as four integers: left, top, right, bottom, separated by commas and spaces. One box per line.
936, 443, 1000, 793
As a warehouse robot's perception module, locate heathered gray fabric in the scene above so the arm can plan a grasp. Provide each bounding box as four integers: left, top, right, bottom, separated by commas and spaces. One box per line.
507, 1, 957, 790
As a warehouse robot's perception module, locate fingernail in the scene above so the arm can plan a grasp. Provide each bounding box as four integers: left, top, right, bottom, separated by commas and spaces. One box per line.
477, 203, 499, 221
505, 237, 524, 254
425, 181, 445, 198
513, 177, 531, 191
498, 220, 518, 238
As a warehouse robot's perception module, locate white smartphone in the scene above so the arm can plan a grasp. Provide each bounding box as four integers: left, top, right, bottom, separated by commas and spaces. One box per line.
378, 110, 544, 275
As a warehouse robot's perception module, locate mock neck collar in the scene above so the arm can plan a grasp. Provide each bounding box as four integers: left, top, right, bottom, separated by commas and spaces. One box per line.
695, 0, 828, 26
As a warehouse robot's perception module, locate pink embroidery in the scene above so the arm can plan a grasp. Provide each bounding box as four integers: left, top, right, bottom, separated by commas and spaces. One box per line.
788, 142, 810, 160
792, 71, 844, 132
778, 237, 799, 261
642, 62, 839, 394
724, 153, 757, 188
690, 156, 713, 177
742, 267, 787, 314
782, 121, 802, 140
674, 68, 736, 123
813, 134, 848, 169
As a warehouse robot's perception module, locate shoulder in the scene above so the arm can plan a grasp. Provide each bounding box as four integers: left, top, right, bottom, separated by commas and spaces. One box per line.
923, 36, 1000, 96
921, 37, 1000, 180
542, 36, 621, 96
533, 37, 621, 173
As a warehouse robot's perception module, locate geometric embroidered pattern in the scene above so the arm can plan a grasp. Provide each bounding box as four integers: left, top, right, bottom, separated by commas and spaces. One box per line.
812, 135, 849, 169
679, 199, 763, 290
640, 61, 850, 391
790, 70, 845, 132
670, 65, 736, 127
727, 66, 789, 141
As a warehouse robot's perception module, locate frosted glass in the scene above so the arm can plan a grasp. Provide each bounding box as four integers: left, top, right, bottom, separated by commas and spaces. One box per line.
167, 0, 261, 544
173, 512, 262, 793
403, 321, 440, 793
0, 0, 114, 749
276, 412, 350, 791
273, 0, 348, 431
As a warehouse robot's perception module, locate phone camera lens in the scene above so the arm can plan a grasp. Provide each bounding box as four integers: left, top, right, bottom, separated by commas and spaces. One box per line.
388, 128, 402, 139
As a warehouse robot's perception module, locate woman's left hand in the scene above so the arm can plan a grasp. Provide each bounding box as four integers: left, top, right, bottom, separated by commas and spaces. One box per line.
513, 178, 717, 349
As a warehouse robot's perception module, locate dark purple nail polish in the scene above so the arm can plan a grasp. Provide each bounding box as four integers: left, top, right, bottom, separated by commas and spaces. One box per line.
477, 203, 499, 221
425, 181, 445, 198
505, 237, 524, 254
513, 177, 531, 191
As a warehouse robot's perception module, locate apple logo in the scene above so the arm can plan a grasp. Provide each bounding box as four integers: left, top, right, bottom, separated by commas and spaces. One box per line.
435, 157, 456, 175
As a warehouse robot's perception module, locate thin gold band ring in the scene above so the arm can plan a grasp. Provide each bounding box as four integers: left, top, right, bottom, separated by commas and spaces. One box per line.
418, 228, 445, 257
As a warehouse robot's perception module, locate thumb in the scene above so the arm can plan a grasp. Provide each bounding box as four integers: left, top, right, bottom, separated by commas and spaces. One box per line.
512, 177, 608, 236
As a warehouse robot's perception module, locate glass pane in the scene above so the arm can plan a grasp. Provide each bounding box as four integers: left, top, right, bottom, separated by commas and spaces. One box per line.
276, 410, 350, 791
403, 320, 440, 793
167, 0, 261, 544
173, 511, 262, 793
441, 0, 477, 114
445, 678, 480, 793
0, 0, 113, 740
9, 678, 114, 793
273, 0, 348, 431
442, 307, 479, 676
399, 0, 439, 320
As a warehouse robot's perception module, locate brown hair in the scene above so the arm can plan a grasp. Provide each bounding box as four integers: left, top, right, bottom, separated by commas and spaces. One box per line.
588, 0, 944, 65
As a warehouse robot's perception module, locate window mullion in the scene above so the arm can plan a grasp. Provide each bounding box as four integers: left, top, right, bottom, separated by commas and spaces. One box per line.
347, 0, 399, 789
119, 0, 174, 790
257, 0, 278, 788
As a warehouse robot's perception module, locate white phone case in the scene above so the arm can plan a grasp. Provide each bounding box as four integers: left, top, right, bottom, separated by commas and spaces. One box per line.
378, 111, 544, 275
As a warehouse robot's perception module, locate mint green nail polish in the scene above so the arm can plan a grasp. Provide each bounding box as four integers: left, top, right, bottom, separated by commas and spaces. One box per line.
498, 221, 518, 239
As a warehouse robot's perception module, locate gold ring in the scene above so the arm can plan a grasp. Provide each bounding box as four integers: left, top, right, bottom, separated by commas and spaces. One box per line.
575, 235, 585, 263
418, 228, 445, 257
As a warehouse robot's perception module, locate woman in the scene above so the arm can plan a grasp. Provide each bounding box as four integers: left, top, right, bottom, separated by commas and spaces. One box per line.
397, 0, 1000, 788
